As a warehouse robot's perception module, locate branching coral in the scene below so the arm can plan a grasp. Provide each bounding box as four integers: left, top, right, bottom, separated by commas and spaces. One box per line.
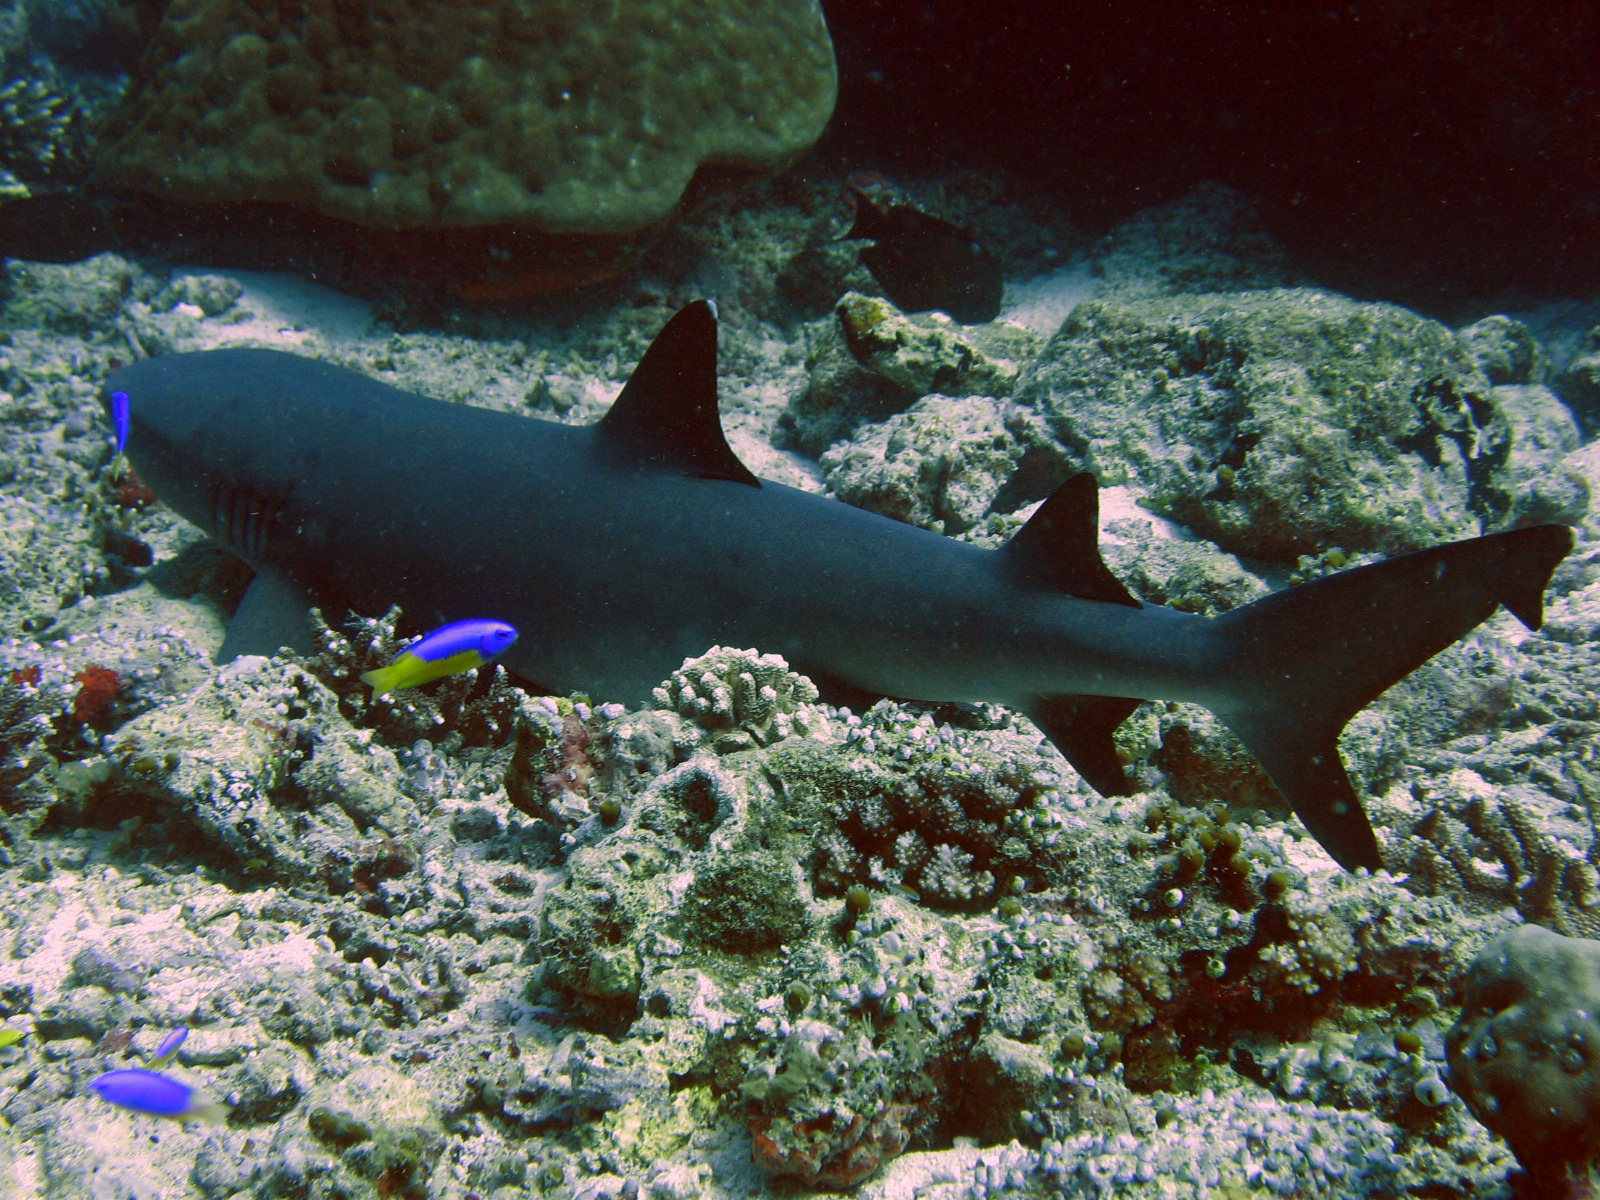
0, 68, 94, 197
650, 645, 829, 753
1390, 769, 1600, 938
308, 606, 522, 745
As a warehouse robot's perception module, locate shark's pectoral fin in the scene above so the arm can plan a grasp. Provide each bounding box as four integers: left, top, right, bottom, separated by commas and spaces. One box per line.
1029, 694, 1144, 797
595, 300, 761, 487
218, 568, 319, 662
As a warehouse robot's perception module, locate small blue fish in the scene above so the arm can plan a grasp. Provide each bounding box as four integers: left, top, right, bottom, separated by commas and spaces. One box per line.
110, 390, 130, 455
152, 1026, 187, 1066
360, 618, 518, 701
90, 1068, 229, 1121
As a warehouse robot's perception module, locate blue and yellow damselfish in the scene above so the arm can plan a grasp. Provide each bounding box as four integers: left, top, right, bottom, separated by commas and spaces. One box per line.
359, 619, 518, 701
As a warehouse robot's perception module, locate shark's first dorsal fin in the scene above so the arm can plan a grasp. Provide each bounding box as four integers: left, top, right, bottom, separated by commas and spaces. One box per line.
596, 300, 760, 487
1002, 473, 1140, 607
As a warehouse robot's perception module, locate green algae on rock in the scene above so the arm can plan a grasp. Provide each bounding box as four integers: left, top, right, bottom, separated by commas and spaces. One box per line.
1090, 182, 1300, 300
781, 292, 1039, 455
1457, 314, 1549, 387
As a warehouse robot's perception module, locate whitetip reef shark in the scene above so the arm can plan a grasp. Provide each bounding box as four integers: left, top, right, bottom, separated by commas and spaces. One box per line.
104, 301, 1573, 872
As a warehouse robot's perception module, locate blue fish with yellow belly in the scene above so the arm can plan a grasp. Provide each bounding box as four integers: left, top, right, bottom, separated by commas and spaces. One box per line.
360, 618, 518, 701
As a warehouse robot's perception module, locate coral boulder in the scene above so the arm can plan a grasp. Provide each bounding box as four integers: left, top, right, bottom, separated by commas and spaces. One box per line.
94, 0, 836, 232
1447, 925, 1600, 1189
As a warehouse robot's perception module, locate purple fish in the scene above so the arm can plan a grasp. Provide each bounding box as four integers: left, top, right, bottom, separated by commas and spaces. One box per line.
90, 1068, 227, 1121
154, 1025, 187, 1065
110, 390, 130, 455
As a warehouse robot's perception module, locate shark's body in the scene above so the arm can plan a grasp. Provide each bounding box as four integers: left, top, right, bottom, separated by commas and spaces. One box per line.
107, 302, 1573, 871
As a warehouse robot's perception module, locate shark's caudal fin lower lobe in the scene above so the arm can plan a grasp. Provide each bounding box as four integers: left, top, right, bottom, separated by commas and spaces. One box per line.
1207, 524, 1573, 871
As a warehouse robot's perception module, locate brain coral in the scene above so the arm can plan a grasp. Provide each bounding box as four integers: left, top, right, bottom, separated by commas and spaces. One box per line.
93, 0, 836, 232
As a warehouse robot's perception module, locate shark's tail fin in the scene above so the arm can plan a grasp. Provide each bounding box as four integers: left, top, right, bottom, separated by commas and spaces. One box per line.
1206, 524, 1573, 871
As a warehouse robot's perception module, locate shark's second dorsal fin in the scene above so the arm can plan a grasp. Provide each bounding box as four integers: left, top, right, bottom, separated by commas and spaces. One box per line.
596, 300, 760, 487
1002, 473, 1140, 607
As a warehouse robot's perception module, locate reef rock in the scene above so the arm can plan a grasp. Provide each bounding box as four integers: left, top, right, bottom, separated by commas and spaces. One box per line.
1018, 288, 1573, 560
1448, 924, 1600, 1191
1091, 182, 1300, 298
819, 395, 1069, 535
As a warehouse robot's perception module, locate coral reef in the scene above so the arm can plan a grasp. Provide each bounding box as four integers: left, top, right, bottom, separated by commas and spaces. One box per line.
793, 701, 1074, 909
1489, 381, 1590, 527
1382, 546, 1600, 939
1390, 772, 1600, 939
1458, 314, 1549, 387
1555, 321, 1600, 438
0, 666, 55, 822
781, 292, 1039, 455
94, 0, 836, 233
109, 654, 426, 894
285, 1063, 445, 1198
777, 315, 916, 456
649, 645, 831, 754
818, 395, 1070, 535
1090, 182, 1301, 299
832, 291, 1032, 397
0, 66, 95, 199
0, 177, 1594, 1200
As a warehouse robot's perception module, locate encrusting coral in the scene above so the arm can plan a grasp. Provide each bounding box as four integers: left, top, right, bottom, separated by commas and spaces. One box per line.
0, 215, 1594, 1197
